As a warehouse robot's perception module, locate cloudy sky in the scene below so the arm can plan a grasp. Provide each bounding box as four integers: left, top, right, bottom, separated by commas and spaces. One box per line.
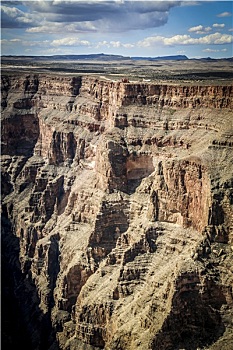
1, 0, 233, 58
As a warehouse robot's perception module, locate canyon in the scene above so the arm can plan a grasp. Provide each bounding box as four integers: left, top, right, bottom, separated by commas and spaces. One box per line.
1, 72, 233, 350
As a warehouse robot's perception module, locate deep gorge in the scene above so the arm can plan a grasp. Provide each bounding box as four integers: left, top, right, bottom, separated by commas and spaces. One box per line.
1, 74, 233, 350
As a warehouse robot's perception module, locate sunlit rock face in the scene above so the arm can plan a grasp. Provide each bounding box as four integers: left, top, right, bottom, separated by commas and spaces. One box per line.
1, 74, 233, 350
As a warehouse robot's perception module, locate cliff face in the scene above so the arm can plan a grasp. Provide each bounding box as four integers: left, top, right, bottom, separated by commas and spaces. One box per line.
1, 73, 233, 350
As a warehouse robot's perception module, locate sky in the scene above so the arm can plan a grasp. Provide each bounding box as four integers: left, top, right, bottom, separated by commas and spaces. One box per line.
1, 0, 233, 58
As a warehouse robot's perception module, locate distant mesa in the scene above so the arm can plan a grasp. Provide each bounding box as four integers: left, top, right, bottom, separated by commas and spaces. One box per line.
132, 55, 188, 61
2, 53, 189, 61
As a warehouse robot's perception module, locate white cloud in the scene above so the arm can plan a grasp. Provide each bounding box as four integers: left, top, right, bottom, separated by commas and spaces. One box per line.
27, 21, 97, 34
2, 5, 22, 19
188, 25, 212, 34
10, 38, 21, 42
95, 40, 109, 48
163, 35, 190, 46
137, 32, 233, 47
217, 12, 232, 18
65, 22, 97, 33
180, 1, 200, 6
213, 23, 225, 28
110, 41, 122, 48
51, 37, 90, 47
3, 1, 181, 32
137, 36, 162, 48
1, 38, 52, 48
123, 43, 135, 49
27, 25, 52, 33
38, 48, 67, 55
1, 4, 40, 28
204, 27, 212, 33
188, 25, 203, 32
110, 41, 135, 49
203, 48, 219, 53
95, 40, 134, 50
203, 48, 228, 53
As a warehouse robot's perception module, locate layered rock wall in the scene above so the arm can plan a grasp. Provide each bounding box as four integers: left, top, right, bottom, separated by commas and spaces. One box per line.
1, 73, 233, 350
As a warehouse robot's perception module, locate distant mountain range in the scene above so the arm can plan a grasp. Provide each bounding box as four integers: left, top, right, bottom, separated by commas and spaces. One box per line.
2, 53, 232, 61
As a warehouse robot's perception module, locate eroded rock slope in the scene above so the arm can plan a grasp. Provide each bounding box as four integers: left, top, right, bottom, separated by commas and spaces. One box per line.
1, 74, 233, 350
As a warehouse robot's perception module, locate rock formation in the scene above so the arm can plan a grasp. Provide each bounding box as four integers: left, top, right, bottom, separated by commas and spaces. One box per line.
1, 73, 233, 350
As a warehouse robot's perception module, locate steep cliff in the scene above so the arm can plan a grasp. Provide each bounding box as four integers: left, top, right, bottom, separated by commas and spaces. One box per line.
1, 73, 233, 350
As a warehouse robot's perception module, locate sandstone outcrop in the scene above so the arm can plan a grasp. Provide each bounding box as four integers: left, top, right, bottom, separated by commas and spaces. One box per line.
1, 73, 233, 350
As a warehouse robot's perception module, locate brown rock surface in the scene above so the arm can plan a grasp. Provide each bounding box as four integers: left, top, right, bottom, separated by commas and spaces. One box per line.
1, 73, 233, 350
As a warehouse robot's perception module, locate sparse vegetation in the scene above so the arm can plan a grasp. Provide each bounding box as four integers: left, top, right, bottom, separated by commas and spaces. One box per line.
1, 56, 233, 85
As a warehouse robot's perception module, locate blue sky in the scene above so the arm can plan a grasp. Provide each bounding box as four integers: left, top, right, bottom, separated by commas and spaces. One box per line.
1, 1, 233, 58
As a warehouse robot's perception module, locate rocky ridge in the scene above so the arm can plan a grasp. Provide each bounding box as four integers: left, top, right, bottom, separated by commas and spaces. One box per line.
1, 73, 233, 350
